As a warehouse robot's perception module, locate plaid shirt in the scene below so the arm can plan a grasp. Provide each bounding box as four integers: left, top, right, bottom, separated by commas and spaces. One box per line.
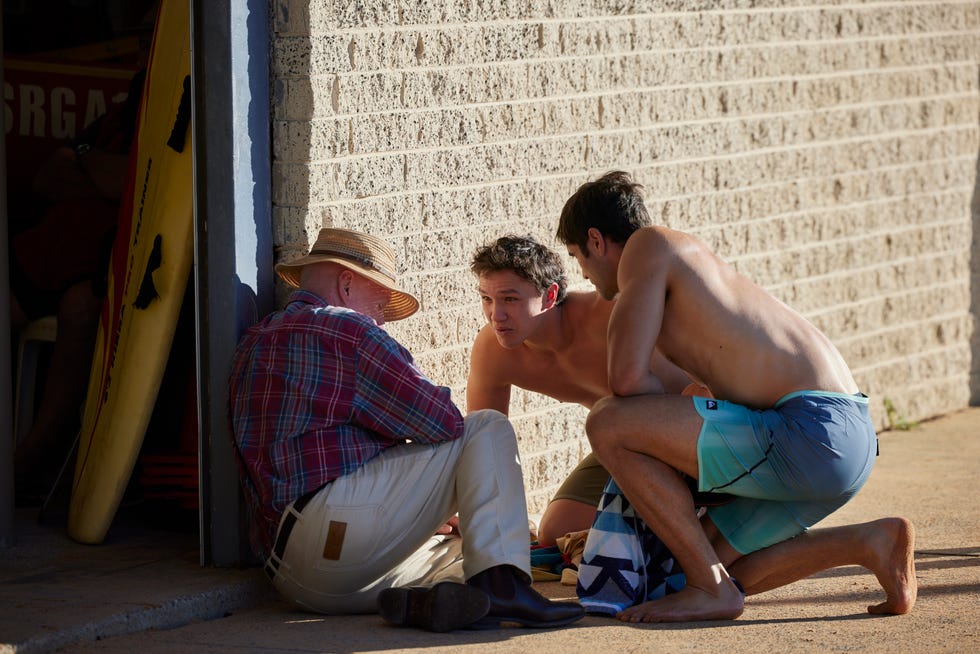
228, 290, 464, 557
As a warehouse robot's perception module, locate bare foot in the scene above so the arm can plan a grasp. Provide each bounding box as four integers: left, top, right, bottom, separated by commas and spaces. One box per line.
617, 577, 744, 623
866, 517, 917, 615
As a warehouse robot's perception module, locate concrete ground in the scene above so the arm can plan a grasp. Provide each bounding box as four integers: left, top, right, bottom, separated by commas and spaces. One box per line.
2, 408, 978, 653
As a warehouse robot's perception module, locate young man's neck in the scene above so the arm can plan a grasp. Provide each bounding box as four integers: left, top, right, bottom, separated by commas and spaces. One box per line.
523, 298, 576, 353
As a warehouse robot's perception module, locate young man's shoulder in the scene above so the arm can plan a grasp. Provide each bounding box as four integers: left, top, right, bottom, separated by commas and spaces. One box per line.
625, 225, 684, 250
564, 288, 609, 306
469, 325, 525, 390
561, 289, 614, 324
622, 227, 709, 275
471, 323, 511, 358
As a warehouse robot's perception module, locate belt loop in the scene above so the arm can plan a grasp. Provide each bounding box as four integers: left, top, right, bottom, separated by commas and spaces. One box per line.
270, 488, 318, 563
271, 511, 298, 562
267, 486, 324, 578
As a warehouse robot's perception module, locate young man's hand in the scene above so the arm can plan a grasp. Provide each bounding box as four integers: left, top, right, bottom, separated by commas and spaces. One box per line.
435, 515, 460, 536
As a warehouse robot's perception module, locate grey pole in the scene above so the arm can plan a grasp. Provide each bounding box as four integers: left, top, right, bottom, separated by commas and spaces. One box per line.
191, 0, 273, 566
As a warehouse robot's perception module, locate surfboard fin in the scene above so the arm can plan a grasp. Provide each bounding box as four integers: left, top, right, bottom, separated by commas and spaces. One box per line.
166, 75, 191, 153
134, 234, 163, 309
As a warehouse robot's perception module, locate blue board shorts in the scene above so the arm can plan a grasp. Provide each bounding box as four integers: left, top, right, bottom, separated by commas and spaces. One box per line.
694, 390, 877, 555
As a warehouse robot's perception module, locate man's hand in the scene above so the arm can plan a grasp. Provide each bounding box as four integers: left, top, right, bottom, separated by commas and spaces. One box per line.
435, 515, 460, 537
682, 382, 712, 398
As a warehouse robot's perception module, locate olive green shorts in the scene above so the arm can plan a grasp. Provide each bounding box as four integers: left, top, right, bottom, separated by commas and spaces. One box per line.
551, 452, 610, 507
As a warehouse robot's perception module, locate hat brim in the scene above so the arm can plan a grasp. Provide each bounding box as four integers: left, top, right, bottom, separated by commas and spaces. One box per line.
276, 254, 419, 322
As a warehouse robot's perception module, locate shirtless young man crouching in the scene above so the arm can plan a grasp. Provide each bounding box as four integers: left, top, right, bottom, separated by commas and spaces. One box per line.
468, 235, 700, 547
551, 171, 916, 622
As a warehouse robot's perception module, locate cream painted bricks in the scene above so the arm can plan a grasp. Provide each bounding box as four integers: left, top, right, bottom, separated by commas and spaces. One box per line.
270, 0, 980, 513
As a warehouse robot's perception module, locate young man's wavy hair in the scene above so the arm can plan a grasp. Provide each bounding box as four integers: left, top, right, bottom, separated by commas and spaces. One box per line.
556, 170, 652, 254
470, 234, 568, 305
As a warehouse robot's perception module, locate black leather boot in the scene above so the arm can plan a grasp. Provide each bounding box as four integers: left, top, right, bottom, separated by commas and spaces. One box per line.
466, 565, 585, 628
378, 581, 491, 632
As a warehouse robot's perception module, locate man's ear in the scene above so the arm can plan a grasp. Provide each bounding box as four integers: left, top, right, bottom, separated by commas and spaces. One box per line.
587, 227, 605, 256
338, 268, 354, 298
542, 282, 559, 310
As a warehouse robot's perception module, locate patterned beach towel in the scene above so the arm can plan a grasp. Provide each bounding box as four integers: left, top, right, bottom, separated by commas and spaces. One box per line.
576, 478, 687, 615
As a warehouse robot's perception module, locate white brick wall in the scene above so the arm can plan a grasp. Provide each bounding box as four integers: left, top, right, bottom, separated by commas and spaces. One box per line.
271, 0, 980, 512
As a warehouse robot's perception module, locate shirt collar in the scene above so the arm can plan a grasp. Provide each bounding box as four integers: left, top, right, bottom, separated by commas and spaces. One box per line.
289, 289, 329, 307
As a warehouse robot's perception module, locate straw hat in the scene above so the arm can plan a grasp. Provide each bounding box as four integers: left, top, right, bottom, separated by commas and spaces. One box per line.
275, 228, 420, 322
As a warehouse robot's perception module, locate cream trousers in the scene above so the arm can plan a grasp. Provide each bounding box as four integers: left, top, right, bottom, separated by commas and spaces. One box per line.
265, 409, 532, 614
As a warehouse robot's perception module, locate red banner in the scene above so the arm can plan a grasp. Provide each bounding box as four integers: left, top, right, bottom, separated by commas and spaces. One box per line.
3, 59, 137, 190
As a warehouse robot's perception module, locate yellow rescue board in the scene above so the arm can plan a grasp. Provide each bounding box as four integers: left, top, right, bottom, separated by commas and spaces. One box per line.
69, 0, 194, 544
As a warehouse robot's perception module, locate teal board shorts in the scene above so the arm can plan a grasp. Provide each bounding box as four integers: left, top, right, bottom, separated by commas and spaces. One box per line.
694, 390, 877, 555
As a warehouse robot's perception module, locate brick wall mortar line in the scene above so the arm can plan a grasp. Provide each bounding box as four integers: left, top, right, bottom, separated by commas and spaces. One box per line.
516, 434, 591, 457
861, 374, 969, 393
291, 0, 977, 35
729, 215, 969, 265
733, 245, 967, 286
305, 153, 975, 217
807, 283, 969, 322
302, 92, 976, 160
505, 404, 586, 421
835, 309, 969, 345
700, 185, 973, 234
325, 89, 977, 128
296, 61, 977, 121
312, 30, 979, 77
285, 151, 977, 233
852, 342, 971, 374
766, 243, 968, 292
308, 35, 976, 84
632, 160, 976, 204
767, 251, 964, 295
303, 119, 977, 167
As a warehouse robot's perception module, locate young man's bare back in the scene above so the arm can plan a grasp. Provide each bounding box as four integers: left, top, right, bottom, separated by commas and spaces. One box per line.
556, 172, 916, 623
605, 226, 858, 409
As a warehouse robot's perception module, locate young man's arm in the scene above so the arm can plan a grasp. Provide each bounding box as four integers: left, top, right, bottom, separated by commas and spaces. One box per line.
651, 349, 700, 395
466, 326, 512, 414
607, 229, 672, 397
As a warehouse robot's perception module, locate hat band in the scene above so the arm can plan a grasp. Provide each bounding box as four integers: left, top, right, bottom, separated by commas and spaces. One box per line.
310, 247, 396, 280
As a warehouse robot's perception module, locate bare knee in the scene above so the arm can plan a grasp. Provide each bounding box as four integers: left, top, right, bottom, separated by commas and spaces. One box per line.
585, 396, 628, 462
537, 499, 595, 547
